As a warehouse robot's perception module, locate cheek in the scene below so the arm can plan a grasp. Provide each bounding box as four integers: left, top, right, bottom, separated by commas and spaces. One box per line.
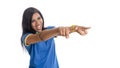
31, 22, 36, 28
40, 19, 43, 23
41, 20, 43, 25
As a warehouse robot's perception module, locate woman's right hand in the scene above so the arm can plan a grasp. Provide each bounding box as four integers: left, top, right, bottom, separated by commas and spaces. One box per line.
58, 27, 70, 38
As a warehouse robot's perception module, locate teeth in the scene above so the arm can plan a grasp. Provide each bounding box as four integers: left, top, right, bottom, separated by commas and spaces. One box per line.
38, 26, 40, 27
37, 26, 41, 30
37, 26, 40, 28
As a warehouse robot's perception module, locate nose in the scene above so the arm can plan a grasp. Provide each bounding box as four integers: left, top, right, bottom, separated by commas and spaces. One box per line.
36, 20, 40, 25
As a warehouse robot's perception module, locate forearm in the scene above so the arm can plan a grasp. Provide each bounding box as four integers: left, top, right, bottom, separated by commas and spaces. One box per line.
25, 28, 59, 45
40, 26, 77, 40
39, 28, 59, 41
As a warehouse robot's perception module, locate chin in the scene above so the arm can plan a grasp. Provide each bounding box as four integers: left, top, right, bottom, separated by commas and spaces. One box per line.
37, 30, 42, 32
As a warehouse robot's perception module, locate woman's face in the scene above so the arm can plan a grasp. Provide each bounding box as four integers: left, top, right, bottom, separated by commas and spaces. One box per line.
31, 12, 43, 32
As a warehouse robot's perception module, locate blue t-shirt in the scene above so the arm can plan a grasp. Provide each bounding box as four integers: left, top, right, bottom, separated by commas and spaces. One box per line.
22, 26, 59, 68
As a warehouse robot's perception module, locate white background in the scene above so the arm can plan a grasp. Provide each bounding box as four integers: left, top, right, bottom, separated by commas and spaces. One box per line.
0, 0, 120, 68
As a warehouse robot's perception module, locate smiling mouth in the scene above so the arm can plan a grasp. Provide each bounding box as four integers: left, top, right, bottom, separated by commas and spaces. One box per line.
36, 26, 42, 30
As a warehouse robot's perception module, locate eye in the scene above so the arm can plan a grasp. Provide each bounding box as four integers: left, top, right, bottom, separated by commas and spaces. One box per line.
32, 20, 35, 23
37, 17, 41, 20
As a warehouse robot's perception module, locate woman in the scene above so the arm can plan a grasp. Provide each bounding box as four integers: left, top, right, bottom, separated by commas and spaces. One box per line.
21, 7, 90, 68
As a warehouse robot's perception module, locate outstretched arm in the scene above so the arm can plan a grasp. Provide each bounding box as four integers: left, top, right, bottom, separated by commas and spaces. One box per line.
25, 25, 90, 45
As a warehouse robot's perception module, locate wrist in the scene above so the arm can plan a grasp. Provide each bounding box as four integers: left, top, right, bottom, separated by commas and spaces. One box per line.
70, 25, 78, 32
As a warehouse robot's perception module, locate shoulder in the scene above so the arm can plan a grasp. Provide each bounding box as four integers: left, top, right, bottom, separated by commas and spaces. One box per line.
21, 33, 32, 42
46, 26, 55, 29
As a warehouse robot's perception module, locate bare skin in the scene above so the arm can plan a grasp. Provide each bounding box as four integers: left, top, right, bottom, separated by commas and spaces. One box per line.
25, 12, 90, 45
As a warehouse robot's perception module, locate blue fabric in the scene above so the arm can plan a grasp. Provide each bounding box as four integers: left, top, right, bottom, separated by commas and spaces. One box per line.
22, 26, 59, 68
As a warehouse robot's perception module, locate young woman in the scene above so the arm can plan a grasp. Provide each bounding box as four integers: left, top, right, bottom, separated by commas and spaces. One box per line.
21, 7, 90, 68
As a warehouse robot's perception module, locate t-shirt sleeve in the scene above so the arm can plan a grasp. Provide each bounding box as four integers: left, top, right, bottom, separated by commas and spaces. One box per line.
21, 33, 32, 46
46, 26, 55, 29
